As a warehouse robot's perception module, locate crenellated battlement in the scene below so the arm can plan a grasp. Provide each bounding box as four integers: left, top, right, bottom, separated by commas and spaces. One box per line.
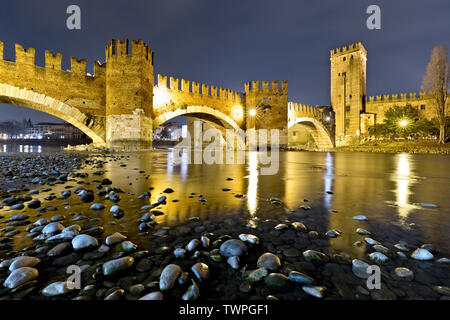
288, 102, 325, 120
45, 50, 62, 70
244, 80, 288, 93
105, 39, 153, 64
366, 91, 433, 103
156, 74, 244, 102
330, 41, 366, 57
0, 40, 107, 77
15, 44, 35, 66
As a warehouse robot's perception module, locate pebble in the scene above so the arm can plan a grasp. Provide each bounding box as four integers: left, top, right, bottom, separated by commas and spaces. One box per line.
47, 242, 71, 257
373, 244, 389, 254
191, 263, 210, 282
186, 239, 200, 251
42, 222, 65, 234
326, 230, 341, 238
90, 203, 105, 210
353, 215, 368, 221
291, 222, 308, 232
356, 228, 371, 235
369, 252, 389, 264
302, 250, 329, 263
174, 248, 186, 258
109, 205, 120, 214
264, 273, 289, 289
245, 268, 269, 283
257, 253, 281, 271
393, 267, 414, 281
42, 281, 73, 296
120, 241, 137, 252
394, 243, 409, 252
105, 232, 127, 246
72, 234, 99, 251
238, 234, 260, 244
411, 248, 434, 261
182, 281, 200, 300
139, 291, 163, 300
9, 256, 41, 271
227, 256, 240, 269
159, 264, 182, 290
364, 237, 381, 245
302, 285, 326, 298
219, 239, 247, 257
288, 271, 314, 285
102, 256, 134, 276
3, 267, 39, 289
352, 259, 371, 279
104, 289, 124, 300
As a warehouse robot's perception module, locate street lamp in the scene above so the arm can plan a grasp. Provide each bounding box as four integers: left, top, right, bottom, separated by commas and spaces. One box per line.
399, 119, 408, 127
249, 109, 256, 116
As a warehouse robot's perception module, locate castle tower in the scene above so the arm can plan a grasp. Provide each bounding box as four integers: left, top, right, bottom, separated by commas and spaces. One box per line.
244, 80, 289, 147
330, 42, 367, 146
105, 39, 154, 149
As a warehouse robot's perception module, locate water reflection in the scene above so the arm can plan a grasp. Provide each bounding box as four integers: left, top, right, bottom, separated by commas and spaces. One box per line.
247, 151, 258, 216
393, 153, 415, 221
323, 152, 334, 209
1, 144, 42, 153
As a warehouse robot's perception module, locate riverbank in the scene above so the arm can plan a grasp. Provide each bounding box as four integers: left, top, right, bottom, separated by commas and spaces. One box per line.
0, 151, 448, 300
336, 141, 450, 155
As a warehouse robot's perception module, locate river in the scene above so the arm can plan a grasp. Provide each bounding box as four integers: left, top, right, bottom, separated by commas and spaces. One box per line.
0, 144, 449, 299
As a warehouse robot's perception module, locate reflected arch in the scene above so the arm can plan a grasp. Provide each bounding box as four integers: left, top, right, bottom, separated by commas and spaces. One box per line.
288, 117, 334, 149
0, 84, 106, 145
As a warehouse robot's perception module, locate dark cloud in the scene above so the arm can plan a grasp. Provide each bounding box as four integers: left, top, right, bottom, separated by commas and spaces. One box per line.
0, 0, 449, 122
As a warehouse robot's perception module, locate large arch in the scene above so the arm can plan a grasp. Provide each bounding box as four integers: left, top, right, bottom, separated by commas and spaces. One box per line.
153, 105, 241, 131
288, 117, 334, 149
0, 84, 106, 145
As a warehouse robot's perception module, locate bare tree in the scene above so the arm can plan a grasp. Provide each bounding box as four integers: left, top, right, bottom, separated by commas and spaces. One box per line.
421, 45, 449, 143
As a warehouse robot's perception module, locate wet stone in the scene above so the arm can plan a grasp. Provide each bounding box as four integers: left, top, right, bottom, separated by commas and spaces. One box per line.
257, 253, 281, 271
264, 273, 289, 289
102, 257, 134, 276
220, 239, 247, 257
159, 264, 182, 291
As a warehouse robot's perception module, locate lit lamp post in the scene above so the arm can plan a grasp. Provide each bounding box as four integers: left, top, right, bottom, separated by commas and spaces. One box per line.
399, 119, 408, 127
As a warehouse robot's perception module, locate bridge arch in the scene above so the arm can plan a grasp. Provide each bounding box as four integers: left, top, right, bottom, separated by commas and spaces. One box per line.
0, 84, 106, 145
288, 117, 334, 149
153, 105, 241, 131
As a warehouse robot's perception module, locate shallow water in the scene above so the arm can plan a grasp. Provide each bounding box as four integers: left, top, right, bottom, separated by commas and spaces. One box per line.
2, 149, 449, 258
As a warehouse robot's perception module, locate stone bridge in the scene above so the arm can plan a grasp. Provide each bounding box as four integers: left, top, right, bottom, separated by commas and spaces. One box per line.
0, 39, 334, 149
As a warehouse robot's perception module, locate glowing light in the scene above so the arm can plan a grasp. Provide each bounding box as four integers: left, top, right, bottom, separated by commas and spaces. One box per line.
247, 151, 258, 216
249, 109, 256, 116
325, 116, 331, 121
153, 87, 171, 107
231, 105, 244, 121
399, 119, 408, 127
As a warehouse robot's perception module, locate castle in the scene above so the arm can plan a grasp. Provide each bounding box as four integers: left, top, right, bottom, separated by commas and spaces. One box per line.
330, 42, 449, 146
0, 39, 447, 149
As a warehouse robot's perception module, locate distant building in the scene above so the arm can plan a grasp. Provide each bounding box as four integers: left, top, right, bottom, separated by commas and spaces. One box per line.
29, 122, 86, 140
0, 121, 87, 140
154, 121, 186, 141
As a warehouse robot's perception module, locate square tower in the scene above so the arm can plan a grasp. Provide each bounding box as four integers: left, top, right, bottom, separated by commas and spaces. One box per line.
330, 42, 367, 146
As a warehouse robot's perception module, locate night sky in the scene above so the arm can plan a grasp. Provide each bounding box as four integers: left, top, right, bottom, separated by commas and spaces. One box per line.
0, 0, 449, 123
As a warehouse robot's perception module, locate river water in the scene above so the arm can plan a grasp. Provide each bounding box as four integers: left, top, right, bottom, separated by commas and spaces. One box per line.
2, 144, 449, 257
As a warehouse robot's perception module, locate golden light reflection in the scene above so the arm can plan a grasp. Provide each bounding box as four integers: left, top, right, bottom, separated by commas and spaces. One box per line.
323, 152, 334, 209
394, 153, 415, 220
247, 151, 258, 216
